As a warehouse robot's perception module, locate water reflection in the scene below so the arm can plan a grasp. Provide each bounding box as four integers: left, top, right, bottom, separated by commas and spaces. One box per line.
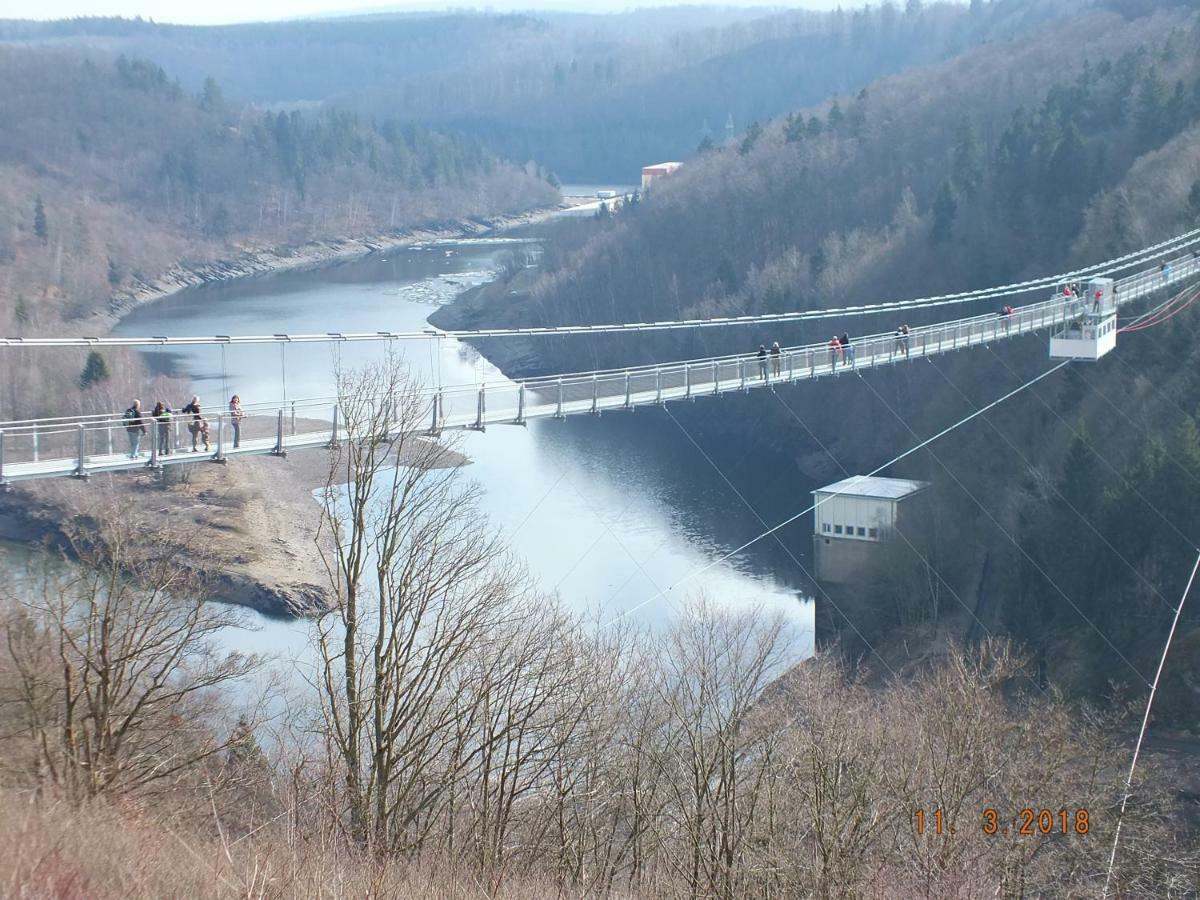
112, 240, 815, 662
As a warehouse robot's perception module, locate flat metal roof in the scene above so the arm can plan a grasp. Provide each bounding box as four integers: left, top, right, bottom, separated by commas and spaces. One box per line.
812, 475, 930, 501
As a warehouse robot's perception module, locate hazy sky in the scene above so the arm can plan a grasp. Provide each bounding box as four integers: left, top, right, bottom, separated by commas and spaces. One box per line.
2, 0, 847, 27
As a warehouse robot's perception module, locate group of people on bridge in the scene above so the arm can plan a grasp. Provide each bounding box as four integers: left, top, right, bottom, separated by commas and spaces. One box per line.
122, 394, 245, 459
754, 323, 915, 380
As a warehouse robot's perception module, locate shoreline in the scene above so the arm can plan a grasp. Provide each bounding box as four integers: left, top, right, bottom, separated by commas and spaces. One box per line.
87, 201, 583, 333
2, 202, 555, 619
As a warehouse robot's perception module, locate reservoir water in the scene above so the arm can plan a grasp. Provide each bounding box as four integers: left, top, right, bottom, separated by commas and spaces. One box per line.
111, 239, 816, 664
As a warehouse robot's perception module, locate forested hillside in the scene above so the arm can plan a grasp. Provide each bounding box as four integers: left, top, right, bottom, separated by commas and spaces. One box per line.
1, 1, 1094, 179
436, 1, 1200, 719
0, 47, 555, 331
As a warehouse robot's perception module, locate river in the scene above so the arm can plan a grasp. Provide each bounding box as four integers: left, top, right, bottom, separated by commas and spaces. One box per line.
110, 236, 817, 664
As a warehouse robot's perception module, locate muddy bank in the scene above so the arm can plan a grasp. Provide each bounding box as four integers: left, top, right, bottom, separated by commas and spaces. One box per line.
5, 201, 551, 617
0, 435, 468, 619
427, 265, 549, 379
89, 202, 585, 332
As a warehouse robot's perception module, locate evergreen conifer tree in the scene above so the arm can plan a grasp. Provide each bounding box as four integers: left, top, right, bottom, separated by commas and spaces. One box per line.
1188, 178, 1200, 225
827, 101, 845, 133
33, 196, 47, 243
14, 294, 31, 329
739, 121, 763, 155
931, 181, 957, 242
79, 350, 111, 389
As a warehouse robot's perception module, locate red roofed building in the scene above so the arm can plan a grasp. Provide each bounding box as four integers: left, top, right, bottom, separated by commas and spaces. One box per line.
641, 161, 683, 190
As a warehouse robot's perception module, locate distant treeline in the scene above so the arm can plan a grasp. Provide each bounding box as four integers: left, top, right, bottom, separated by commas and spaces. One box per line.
0, 1, 1100, 181
0, 45, 557, 332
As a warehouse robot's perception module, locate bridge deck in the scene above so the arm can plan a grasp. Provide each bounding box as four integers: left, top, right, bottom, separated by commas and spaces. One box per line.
0, 254, 1194, 484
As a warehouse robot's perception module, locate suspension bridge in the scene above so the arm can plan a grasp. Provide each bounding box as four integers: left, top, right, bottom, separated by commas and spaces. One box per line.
1, 234, 1198, 485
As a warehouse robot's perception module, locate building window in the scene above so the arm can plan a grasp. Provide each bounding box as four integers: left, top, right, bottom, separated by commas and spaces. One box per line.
822, 523, 831, 533
834, 525, 843, 535
857, 527, 866, 537
868, 528, 878, 539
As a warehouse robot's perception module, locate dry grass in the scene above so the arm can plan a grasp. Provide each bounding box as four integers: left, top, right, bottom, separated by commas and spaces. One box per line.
0, 790, 599, 900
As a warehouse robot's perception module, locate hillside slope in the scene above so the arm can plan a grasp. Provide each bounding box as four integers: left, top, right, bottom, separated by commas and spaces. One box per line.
0, 46, 556, 335
2, 1, 1093, 180
436, 1, 1200, 717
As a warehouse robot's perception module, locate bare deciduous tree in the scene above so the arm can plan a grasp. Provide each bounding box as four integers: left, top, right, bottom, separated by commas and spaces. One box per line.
0, 501, 262, 804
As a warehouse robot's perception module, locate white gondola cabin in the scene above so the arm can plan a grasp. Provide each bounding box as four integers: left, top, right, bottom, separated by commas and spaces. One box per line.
1049, 277, 1117, 361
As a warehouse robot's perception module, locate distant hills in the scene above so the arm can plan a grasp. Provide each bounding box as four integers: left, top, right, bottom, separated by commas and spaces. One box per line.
0, 2, 1092, 180
0, 45, 556, 330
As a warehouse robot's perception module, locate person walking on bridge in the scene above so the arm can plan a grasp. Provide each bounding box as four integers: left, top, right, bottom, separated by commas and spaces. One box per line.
770, 341, 782, 377
123, 399, 147, 459
229, 395, 244, 449
757, 344, 769, 381
895, 324, 910, 358
152, 401, 173, 456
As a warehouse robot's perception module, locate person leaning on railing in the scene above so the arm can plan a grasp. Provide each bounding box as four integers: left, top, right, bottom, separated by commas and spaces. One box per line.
181, 395, 210, 453
229, 394, 244, 449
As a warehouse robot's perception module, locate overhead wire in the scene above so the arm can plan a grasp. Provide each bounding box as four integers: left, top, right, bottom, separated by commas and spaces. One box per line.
983, 344, 1198, 552
854, 367, 1151, 687
8, 230, 1200, 348
1093, 357, 1200, 493
605, 360, 1073, 628
765, 385, 1056, 699
924, 355, 1176, 615
663, 404, 899, 679
1103, 550, 1200, 898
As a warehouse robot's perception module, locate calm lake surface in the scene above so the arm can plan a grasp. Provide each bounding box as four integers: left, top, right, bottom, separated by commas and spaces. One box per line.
112, 239, 817, 663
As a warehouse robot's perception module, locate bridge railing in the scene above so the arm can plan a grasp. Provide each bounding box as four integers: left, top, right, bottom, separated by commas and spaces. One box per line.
1115, 251, 1200, 303
2, 251, 1197, 482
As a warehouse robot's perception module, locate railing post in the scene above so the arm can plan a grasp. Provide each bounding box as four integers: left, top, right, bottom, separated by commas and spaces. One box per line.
330, 403, 341, 447
788, 351, 795, 381
685, 363, 692, 399
0, 430, 5, 485
475, 386, 487, 430
150, 421, 160, 468
291, 400, 297, 436
591, 375, 599, 414
274, 408, 286, 456
517, 384, 527, 424
625, 372, 633, 408
655, 369, 663, 405
106, 423, 113, 457
75, 423, 87, 478
739, 359, 746, 392
809, 350, 815, 378
215, 415, 225, 462
712, 362, 719, 395
428, 394, 441, 435
32, 424, 38, 463
556, 379, 564, 418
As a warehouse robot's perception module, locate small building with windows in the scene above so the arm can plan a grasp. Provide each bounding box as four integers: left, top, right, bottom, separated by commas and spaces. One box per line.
1049, 276, 1118, 361
813, 475, 930, 583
